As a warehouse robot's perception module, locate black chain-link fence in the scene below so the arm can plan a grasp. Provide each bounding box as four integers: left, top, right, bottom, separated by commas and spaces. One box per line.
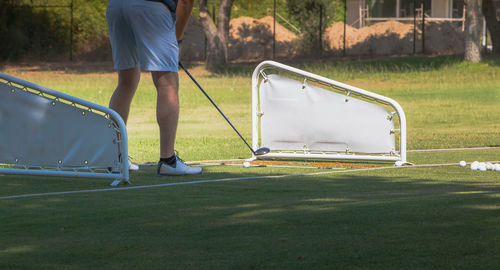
182, 0, 470, 62
1, 0, 488, 62
0, 0, 74, 61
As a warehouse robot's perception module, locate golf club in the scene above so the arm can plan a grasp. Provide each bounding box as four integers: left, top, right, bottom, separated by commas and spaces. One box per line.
179, 62, 270, 156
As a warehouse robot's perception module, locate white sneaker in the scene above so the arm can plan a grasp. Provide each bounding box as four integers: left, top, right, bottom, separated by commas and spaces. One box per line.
157, 157, 202, 176
128, 159, 139, 171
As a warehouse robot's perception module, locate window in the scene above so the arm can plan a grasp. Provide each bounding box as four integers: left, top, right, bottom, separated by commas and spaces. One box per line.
452, 0, 465, 18
367, 0, 431, 18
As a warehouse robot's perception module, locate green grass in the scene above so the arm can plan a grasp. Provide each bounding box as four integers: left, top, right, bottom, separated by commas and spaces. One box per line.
6, 56, 500, 162
1, 157, 500, 269
1, 56, 500, 269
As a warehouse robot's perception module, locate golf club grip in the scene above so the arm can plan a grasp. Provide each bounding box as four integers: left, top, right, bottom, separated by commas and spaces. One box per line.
179, 62, 256, 156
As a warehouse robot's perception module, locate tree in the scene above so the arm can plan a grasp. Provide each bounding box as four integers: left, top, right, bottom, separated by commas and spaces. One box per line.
198, 0, 234, 69
0, 0, 69, 61
464, 0, 482, 62
286, 0, 337, 55
482, 0, 500, 54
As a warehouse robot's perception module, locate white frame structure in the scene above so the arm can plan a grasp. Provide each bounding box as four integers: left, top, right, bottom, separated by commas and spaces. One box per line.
0, 72, 129, 184
251, 61, 408, 163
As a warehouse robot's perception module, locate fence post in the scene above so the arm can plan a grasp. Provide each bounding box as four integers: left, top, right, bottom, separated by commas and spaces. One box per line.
273, 0, 276, 59
70, 0, 73, 61
421, 3, 425, 54
319, 4, 323, 54
413, 0, 416, 54
462, 5, 466, 31
344, 0, 347, 56
482, 17, 487, 48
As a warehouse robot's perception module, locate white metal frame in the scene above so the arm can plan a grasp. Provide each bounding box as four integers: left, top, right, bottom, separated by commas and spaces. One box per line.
0, 72, 129, 184
251, 60, 408, 163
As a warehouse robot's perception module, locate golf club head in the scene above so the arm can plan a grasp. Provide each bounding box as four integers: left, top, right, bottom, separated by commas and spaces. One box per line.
254, 147, 270, 156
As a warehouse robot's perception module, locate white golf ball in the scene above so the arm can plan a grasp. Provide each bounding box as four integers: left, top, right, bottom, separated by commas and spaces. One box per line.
243, 161, 250, 168
459, 161, 467, 167
494, 164, 500, 171
394, 161, 403, 167
479, 164, 487, 171
486, 163, 494, 170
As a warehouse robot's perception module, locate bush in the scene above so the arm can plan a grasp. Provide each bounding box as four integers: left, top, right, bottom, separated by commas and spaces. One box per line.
0, 2, 70, 61
0, 0, 109, 62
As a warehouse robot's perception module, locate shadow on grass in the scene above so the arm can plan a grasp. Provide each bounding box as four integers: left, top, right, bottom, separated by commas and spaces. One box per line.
1, 61, 116, 74
211, 55, 468, 77
483, 54, 500, 66
3, 55, 499, 76
213, 54, 500, 78
1, 167, 500, 269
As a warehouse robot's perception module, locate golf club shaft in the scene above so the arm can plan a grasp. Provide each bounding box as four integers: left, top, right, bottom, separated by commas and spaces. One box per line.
179, 62, 257, 156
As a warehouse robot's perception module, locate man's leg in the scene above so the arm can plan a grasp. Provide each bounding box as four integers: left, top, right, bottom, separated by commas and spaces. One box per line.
109, 67, 141, 171
152, 71, 179, 159
109, 67, 141, 124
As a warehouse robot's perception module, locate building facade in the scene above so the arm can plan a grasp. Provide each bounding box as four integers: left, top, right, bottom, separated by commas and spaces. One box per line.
347, 0, 466, 28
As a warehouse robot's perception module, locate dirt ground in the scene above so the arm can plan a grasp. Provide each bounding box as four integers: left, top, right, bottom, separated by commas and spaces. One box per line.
181, 15, 298, 61
182, 16, 298, 61
182, 16, 465, 61
228, 16, 298, 60
324, 20, 465, 56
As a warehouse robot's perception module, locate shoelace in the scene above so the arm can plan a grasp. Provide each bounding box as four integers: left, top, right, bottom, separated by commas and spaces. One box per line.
175, 156, 188, 166
174, 150, 186, 164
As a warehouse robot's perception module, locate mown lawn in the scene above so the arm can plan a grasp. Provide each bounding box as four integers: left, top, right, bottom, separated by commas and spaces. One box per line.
0, 56, 499, 269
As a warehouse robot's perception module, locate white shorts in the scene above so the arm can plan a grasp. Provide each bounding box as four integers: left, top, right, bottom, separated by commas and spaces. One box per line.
106, 0, 178, 71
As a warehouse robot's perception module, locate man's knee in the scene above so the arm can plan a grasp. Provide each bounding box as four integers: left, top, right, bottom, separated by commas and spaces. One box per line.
118, 68, 140, 89
152, 71, 179, 91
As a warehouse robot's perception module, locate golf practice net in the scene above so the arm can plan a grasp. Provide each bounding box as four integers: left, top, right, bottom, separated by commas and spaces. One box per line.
0, 72, 129, 183
251, 61, 408, 163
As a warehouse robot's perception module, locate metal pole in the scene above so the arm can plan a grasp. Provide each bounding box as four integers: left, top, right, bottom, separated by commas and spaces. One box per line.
70, 0, 74, 61
342, 0, 347, 56
319, 4, 323, 54
273, 0, 276, 59
343, 0, 347, 56
396, 0, 400, 18
482, 17, 487, 48
413, 0, 416, 54
421, 3, 425, 54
